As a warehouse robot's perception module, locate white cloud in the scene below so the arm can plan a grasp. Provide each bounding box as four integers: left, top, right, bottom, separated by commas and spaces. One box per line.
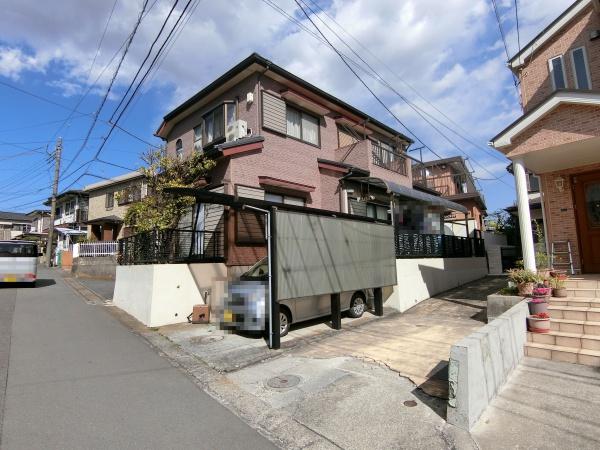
0, 0, 581, 207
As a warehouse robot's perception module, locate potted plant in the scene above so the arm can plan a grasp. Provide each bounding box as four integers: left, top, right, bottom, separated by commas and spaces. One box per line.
536, 251, 551, 280
532, 286, 551, 297
550, 269, 568, 280
507, 268, 539, 296
528, 312, 551, 333
527, 297, 548, 315
551, 277, 568, 298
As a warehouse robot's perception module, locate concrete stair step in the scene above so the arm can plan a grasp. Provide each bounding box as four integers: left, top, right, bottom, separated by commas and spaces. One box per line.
525, 342, 600, 367
550, 318, 600, 335
527, 330, 600, 350
564, 278, 600, 289
565, 288, 600, 298
548, 305, 600, 322
548, 297, 600, 308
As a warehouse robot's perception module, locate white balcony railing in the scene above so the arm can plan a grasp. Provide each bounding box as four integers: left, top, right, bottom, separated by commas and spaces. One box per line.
73, 241, 119, 258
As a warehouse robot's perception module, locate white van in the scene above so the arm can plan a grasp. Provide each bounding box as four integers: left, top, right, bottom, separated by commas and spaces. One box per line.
0, 240, 39, 285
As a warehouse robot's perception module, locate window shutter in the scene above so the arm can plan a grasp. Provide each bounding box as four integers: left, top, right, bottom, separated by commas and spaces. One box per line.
262, 91, 287, 134
349, 198, 367, 216
236, 185, 265, 200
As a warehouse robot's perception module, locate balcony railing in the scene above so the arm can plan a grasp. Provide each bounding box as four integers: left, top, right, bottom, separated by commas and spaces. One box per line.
395, 231, 485, 258
119, 229, 224, 265
372, 143, 407, 175
412, 170, 482, 200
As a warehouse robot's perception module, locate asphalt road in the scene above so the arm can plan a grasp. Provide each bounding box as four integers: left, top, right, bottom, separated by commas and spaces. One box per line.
0, 268, 275, 450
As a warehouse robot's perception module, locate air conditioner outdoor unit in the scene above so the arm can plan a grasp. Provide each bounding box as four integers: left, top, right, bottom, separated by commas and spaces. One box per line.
226, 120, 248, 142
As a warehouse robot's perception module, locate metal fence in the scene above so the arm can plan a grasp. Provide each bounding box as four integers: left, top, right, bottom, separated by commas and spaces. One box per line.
74, 241, 119, 257
119, 229, 224, 265
395, 232, 485, 258
372, 143, 407, 175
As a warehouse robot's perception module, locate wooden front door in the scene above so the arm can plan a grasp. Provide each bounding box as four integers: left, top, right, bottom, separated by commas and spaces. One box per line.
574, 171, 600, 273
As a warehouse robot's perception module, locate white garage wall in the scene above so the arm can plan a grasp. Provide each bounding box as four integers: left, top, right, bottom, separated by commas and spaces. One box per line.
385, 257, 488, 312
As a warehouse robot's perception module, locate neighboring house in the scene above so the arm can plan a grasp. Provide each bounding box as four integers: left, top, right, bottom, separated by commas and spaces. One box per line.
0, 211, 32, 240
412, 156, 487, 237
490, 0, 600, 273
27, 210, 51, 234
84, 171, 147, 241
44, 190, 89, 251
155, 53, 468, 269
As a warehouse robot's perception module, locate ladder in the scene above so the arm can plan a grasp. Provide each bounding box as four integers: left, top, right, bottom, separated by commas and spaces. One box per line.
551, 241, 574, 275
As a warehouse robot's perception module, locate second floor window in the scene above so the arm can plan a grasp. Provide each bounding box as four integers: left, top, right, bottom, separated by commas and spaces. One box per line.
286, 106, 319, 146
193, 124, 203, 152
548, 55, 567, 90
203, 102, 236, 146
118, 185, 142, 205
175, 139, 183, 160
571, 47, 591, 90
105, 192, 114, 208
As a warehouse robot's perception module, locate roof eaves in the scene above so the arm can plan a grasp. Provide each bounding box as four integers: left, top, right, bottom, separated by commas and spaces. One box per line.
159, 53, 413, 144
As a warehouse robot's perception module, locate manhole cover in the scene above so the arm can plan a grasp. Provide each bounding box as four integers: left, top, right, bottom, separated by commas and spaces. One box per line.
403, 400, 418, 407
191, 335, 225, 345
266, 375, 301, 389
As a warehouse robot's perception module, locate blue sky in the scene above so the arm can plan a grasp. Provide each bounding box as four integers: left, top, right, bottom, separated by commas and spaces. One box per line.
0, 0, 574, 213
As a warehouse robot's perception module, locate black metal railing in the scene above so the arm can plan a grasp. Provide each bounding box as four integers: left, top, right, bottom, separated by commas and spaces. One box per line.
372, 143, 407, 175
395, 232, 485, 259
119, 229, 224, 265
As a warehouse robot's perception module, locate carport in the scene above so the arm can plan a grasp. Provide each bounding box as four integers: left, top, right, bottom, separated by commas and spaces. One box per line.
165, 187, 398, 349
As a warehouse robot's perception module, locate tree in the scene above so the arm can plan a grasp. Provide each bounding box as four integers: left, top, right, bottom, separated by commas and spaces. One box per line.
123, 148, 216, 231
487, 209, 519, 245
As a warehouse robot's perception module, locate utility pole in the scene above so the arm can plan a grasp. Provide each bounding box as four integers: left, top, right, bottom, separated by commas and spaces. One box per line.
46, 138, 62, 267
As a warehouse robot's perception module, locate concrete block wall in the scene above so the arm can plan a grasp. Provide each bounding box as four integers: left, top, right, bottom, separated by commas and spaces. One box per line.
447, 301, 528, 431
385, 257, 488, 312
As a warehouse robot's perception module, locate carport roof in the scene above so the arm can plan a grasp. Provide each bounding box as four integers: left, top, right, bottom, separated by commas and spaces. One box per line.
350, 177, 468, 213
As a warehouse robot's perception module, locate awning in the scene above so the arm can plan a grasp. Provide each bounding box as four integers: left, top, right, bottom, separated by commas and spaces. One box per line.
86, 215, 123, 225
258, 176, 316, 193
55, 227, 87, 236
350, 177, 468, 213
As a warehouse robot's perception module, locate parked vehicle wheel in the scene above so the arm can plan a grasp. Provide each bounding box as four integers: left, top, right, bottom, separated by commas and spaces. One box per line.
347, 292, 366, 318
280, 307, 292, 337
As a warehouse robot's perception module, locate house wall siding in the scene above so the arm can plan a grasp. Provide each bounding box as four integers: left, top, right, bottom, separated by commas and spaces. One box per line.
518, 5, 600, 112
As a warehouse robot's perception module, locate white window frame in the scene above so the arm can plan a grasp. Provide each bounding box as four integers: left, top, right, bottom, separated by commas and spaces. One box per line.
548, 55, 568, 91
570, 46, 592, 90
285, 104, 320, 147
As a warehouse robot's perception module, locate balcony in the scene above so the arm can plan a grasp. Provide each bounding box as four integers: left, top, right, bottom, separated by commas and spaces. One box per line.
54, 209, 88, 226
413, 170, 479, 198
371, 142, 407, 175
334, 139, 409, 184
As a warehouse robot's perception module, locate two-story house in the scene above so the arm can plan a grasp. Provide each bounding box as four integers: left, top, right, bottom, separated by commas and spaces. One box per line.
84, 171, 147, 241
44, 190, 89, 251
155, 53, 467, 269
412, 156, 487, 237
490, 0, 600, 273
27, 210, 51, 235
0, 211, 32, 240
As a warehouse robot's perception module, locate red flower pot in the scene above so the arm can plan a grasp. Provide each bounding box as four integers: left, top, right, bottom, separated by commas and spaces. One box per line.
527, 299, 548, 315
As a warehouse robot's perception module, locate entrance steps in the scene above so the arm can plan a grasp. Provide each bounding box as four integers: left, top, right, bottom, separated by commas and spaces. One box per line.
525, 278, 600, 367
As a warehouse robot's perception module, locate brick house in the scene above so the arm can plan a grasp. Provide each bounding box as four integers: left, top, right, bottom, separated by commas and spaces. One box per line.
412, 156, 487, 237
490, 0, 600, 273
154, 53, 467, 269
84, 171, 147, 241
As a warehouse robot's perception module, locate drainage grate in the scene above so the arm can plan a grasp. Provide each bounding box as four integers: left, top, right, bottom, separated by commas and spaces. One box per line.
266, 375, 301, 389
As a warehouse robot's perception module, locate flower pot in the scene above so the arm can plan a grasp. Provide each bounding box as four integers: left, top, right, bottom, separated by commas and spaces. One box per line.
532, 287, 551, 297
527, 299, 548, 315
550, 271, 567, 280
517, 282, 535, 296
528, 316, 550, 333
552, 287, 568, 298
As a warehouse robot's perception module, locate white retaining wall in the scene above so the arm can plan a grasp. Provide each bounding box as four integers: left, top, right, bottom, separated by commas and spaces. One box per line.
385, 257, 488, 312
113, 264, 207, 327
446, 301, 528, 431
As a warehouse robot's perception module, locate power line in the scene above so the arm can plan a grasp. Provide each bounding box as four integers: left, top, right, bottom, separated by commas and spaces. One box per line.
61, 0, 150, 176
275, 0, 512, 186
296, 0, 511, 182
83, 0, 120, 86
301, 0, 510, 165
490, 0, 521, 103
514, 0, 521, 56
92, 0, 198, 163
